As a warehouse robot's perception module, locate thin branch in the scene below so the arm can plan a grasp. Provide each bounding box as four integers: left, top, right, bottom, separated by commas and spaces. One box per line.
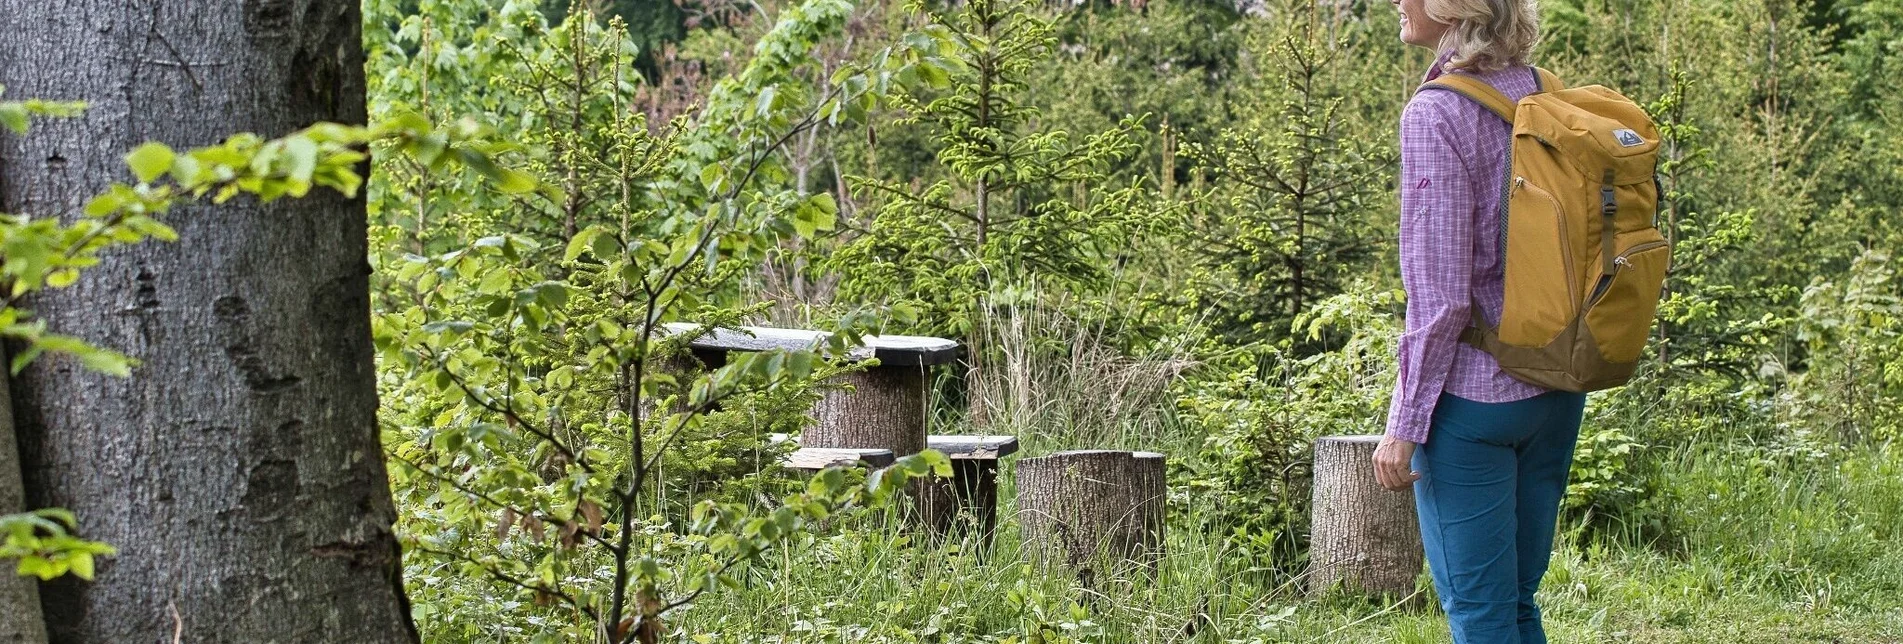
412, 543, 599, 623
431, 352, 593, 473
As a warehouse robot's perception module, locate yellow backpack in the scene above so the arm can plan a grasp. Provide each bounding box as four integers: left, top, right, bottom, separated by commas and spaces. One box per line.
1422, 69, 1670, 392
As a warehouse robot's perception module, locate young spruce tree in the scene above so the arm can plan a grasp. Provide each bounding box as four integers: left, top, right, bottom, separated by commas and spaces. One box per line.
829, 0, 1149, 423
1186, 23, 1393, 344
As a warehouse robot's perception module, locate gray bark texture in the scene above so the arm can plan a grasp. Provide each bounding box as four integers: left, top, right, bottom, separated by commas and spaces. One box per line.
0, 366, 48, 643
1014, 450, 1166, 578
1307, 435, 1424, 598
0, 1, 417, 642
806, 367, 926, 456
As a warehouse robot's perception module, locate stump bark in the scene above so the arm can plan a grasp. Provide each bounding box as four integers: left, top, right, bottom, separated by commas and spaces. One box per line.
806, 366, 927, 457
1016, 450, 1167, 576
1307, 435, 1424, 598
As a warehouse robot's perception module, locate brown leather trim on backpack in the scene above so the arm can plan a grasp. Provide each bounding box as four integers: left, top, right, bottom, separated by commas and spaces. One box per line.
1459, 321, 1637, 392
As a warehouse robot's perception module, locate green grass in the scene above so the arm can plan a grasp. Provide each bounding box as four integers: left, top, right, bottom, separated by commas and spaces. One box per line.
675, 441, 1903, 642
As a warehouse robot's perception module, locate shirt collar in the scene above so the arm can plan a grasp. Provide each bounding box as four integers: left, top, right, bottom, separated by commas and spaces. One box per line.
1422, 48, 1456, 83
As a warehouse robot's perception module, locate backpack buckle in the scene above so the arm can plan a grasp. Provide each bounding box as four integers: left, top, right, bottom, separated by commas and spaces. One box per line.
1600, 170, 1618, 216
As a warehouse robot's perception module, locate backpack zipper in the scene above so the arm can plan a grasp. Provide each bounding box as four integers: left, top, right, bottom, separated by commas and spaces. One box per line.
1584, 240, 1669, 308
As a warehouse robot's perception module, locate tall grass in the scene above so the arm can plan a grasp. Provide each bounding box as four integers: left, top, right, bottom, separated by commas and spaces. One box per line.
676, 439, 1903, 642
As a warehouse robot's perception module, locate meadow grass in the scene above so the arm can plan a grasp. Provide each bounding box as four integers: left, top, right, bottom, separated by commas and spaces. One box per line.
679, 438, 1903, 642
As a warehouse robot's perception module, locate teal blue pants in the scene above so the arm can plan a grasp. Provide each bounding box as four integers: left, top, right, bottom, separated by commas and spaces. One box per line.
1411, 390, 1587, 644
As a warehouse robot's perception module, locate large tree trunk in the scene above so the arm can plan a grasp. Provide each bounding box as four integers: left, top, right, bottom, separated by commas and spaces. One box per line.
0, 2, 417, 641
1307, 435, 1423, 599
0, 366, 47, 644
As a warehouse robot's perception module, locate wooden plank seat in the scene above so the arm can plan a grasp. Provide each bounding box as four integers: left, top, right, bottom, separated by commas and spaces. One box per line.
666, 323, 982, 535
767, 434, 1019, 459
664, 323, 960, 475
928, 435, 1020, 460
770, 433, 1018, 545
783, 447, 896, 471
662, 322, 962, 368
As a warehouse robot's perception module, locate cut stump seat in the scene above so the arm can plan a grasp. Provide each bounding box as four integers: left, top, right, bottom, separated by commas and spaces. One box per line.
664, 323, 962, 367
664, 322, 961, 458
1308, 435, 1423, 600
930, 435, 1018, 545
1015, 450, 1167, 577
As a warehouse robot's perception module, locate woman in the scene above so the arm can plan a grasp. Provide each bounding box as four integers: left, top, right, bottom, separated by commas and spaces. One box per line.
1371, 1, 1588, 643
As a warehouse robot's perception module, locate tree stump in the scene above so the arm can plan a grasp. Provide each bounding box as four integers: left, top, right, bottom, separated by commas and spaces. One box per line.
807, 366, 927, 457
1016, 450, 1167, 577
1307, 435, 1424, 598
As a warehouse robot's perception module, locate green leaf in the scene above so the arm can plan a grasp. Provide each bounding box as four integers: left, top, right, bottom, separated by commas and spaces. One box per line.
283, 136, 319, 183
494, 169, 537, 194
9, 346, 44, 374
82, 192, 123, 217
124, 142, 176, 184
67, 552, 94, 580
0, 103, 27, 134
77, 348, 133, 377
16, 556, 58, 580
564, 226, 605, 263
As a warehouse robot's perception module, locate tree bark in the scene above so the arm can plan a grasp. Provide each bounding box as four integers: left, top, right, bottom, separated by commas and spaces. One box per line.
806, 366, 927, 457
0, 365, 47, 644
0, 2, 417, 641
1015, 450, 1166, 580
1307, 435, 1423, 598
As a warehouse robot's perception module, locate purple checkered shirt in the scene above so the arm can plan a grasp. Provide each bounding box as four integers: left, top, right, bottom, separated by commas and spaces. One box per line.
1383, 51, 1550, 444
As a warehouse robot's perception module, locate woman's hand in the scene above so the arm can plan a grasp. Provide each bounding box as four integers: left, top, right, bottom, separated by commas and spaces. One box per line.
1372, 435, 1421, 491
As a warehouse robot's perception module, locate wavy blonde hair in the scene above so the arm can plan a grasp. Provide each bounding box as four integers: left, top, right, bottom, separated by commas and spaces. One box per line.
1426, 0, 1541, 72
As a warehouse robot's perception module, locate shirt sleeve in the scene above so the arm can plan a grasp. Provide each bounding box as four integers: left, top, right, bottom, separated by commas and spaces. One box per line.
1384, 96, 1477, 444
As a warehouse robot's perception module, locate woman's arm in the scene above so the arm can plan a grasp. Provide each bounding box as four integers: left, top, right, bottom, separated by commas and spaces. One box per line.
1384, 96, 1477, 445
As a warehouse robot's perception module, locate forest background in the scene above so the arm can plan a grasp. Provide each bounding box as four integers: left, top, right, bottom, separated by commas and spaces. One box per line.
2, 0, 1902, 641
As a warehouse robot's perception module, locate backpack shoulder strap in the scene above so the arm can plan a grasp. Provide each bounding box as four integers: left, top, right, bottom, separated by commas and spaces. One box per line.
1420, 73, 1518, 123
1534, 66, 1564, 92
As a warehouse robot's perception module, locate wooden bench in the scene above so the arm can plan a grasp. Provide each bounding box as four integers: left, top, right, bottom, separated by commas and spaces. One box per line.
668, 324, 1027, 536
768, 433, 1019, 543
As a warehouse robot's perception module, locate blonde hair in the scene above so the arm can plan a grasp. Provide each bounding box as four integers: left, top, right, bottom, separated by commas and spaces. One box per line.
1426, 0, 1541, 72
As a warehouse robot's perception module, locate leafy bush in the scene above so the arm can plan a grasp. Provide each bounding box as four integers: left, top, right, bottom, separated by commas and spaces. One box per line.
1175, 284, 1399, 581
1785, 249, 1903, 443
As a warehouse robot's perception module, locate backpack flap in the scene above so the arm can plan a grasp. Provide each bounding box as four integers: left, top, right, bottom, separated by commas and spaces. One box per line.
1512, 87, 1661, 185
